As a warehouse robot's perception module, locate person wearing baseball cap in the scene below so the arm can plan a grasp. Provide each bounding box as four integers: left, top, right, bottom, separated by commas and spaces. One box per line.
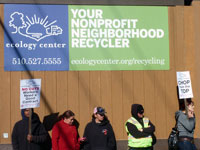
82, 106, 116, 150
125, 104, 156, 150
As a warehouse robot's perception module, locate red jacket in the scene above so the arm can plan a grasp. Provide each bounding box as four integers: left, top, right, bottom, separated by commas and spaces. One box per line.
52, 120, 80, 150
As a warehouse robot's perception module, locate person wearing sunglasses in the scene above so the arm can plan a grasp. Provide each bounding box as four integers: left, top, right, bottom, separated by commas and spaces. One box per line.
83, 107, 117, 150
125, 104, 155, 150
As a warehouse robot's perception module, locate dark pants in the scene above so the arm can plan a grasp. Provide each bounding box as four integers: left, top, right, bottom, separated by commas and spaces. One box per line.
129, 148, 152, 150
178, 140, 197, 150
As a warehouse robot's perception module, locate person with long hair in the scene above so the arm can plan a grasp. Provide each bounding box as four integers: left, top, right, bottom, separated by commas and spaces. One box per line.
83, 107, 116, 150
52, 110, 83, 150
176, 98, 197, 150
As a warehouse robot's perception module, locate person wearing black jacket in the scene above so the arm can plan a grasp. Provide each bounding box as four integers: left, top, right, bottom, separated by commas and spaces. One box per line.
12, 109, 49, 150
83, 107, 117, 150
125, 104, 156, 150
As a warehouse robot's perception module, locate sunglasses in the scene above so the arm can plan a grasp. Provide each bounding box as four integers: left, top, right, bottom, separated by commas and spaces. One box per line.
139, 111, 144, 114
98, 113, 105, 116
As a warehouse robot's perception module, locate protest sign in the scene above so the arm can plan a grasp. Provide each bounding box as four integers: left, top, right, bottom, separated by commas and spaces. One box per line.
20, 79, 41, 109
176, 71, 193, 99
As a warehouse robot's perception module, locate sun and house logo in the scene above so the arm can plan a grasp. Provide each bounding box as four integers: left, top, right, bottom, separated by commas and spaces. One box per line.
4, 5, 69, 71
9, 12, 63, 41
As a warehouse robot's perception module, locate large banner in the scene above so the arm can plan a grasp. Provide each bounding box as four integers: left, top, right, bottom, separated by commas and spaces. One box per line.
4, 4, 169, 71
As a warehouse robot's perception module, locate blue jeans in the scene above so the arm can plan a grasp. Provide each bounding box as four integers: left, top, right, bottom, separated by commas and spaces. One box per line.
178, 140, 197, 150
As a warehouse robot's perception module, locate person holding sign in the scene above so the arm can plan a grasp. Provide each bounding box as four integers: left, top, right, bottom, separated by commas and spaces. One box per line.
52, 110, 84, 150
176, 99, 197, 150
12, 109, 49, 150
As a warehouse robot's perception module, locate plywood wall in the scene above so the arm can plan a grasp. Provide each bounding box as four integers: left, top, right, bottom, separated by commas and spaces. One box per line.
0, 3, 200, 144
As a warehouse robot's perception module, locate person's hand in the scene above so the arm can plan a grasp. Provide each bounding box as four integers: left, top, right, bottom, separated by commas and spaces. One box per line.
27, 134, 33, 142
188, 110, 194, 118
138, 128, 143, 132
79, 137, 86, 142
188, 106, 194, 113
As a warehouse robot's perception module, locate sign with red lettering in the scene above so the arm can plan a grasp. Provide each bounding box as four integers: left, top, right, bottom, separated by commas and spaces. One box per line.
176, 71, 193, 99
20, 79, 41, 109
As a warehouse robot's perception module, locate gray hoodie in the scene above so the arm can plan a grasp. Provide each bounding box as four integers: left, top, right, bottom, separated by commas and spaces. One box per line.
175, 110, 195, 138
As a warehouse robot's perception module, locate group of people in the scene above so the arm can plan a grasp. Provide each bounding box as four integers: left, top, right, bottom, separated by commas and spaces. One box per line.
51, 107, 116, 150
11, 99, 196, 150
12, 107, 116, 150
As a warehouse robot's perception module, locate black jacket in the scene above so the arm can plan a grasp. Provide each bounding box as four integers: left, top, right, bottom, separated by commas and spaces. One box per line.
83, 117, 117, 150
126, 120, 155, 138
125, 104, 156, 149
126, 104, 155, 138
12, 112, 49, 150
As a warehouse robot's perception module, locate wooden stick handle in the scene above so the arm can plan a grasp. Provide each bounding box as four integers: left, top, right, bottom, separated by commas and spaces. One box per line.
29, 108, 32, 135
184, 99, 188, 117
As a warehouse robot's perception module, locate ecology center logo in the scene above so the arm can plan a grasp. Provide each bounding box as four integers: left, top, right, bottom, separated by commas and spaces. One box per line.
9, 12, 63, 41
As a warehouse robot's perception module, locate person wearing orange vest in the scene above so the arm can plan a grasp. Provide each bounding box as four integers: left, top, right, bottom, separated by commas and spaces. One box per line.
125, 104, 155, 150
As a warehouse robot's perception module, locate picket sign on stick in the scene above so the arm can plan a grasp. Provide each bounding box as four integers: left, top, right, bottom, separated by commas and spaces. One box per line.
176, 71, 193, 115
29, 108, 32, 135
20, 79, 41, 136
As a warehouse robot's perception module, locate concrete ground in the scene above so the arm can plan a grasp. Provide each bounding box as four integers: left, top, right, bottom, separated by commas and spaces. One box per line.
1, 139, 200, 150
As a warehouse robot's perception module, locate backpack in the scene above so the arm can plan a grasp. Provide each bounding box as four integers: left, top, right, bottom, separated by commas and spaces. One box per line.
168, 127, 178, 150
40, 133, 52, 150
168, 116, 179, 150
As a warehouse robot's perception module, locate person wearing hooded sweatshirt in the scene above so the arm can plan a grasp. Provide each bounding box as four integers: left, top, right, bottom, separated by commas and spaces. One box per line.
175, 99, 196, 150
12, 109, 49, 150
125, 104, 155, 150
83, 107, 117, 150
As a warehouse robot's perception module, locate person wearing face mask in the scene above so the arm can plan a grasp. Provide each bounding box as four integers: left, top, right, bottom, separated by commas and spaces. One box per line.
83, 107, 117, 150
176, 98, 197, 150
125, 104, 155, 150
12, 108, 49, 150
